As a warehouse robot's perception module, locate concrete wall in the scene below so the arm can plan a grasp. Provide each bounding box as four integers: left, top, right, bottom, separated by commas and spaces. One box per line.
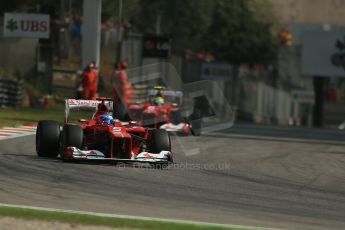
0, 26, 38, 76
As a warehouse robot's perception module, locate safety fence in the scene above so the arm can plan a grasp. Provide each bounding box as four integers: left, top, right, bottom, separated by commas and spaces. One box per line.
0, 76, 23, 107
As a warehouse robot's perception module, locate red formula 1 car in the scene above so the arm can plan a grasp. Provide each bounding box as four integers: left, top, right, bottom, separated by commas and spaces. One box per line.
36, 98, 172, 166
128, 88, 201, 136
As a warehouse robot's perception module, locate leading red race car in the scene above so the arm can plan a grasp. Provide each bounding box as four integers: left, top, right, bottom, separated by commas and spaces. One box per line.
36, 97, 173, 166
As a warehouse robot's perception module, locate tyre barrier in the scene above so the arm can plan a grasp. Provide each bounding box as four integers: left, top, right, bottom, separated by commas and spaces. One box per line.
0, 76, 23, 107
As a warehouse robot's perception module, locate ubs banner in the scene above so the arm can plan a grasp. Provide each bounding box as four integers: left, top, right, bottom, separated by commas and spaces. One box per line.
302, 30, 345, 77
3, 13, 50, 39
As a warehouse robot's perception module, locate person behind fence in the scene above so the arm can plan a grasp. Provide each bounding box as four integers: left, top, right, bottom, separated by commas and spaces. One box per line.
111, 61, 133, 105
82, 61, 99, 100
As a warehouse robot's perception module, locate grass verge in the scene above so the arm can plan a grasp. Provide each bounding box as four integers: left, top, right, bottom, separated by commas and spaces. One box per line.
0, 206, 252, 230
0, 104, 95, 127
0, 107, 64, 127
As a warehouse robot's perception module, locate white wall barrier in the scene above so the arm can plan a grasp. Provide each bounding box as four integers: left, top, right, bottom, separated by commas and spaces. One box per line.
239, 80, 293, 125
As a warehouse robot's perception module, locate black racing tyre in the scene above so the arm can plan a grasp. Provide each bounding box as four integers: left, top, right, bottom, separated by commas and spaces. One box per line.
190, 108, 202, 136
60, 124, 84, 160
190, 108, 201, 120
142, 113, 156, 127
190, 119, 202, 136
171, 111, 184, 125
130, 109, 143, 121
149, 129, 171, 153
36, 120, 61, 158
113, 103, 130, 121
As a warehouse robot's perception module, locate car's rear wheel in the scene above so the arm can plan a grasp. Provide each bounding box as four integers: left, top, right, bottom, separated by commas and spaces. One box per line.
149, 129, 171, 153
190, 120, 201, 136
190, 109, 202, 136
142, 113, 156, 127
171, 111, 183, 124
36, 120, 61, 158
60, 124, 83, 161
113, 103, 130, 121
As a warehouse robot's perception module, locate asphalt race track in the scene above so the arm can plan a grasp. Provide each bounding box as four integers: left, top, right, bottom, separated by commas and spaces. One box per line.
0, 124, 345, 230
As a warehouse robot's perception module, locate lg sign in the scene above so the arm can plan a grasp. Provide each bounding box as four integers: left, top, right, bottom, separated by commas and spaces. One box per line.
142, 35, 172, 59
4, 13, 50, 38
144, 40, 170, 51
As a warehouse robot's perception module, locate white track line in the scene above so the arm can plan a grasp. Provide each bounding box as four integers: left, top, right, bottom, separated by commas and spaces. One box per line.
0, 203, 278, 230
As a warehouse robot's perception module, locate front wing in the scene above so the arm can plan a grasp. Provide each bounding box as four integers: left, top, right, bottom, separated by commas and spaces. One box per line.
160, 122, 190, 134
64, 147, 173, 163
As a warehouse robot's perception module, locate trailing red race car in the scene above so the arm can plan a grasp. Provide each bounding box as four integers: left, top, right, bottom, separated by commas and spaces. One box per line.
36, 97, 173, 166
128, 87, 202, 136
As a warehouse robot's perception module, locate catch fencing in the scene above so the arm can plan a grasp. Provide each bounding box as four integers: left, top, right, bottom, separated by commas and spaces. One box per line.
238, 79, 292, 124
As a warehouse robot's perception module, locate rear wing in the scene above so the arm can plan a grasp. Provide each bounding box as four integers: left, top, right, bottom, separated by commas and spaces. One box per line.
64, 98, 113, 123
147, 89, 183, 105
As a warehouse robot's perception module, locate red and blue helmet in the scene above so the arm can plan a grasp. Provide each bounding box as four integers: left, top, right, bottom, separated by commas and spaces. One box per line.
101, 113, 115, 125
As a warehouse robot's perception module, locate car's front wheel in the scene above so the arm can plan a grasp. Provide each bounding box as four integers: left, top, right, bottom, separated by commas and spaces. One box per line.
36, 120, 61, 158
149, 129, 171, 153
60, 124, 84, 161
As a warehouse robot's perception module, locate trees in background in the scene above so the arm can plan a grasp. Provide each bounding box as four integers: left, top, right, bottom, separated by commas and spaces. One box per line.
135, 0, 278, 64
204, 0, 277, 64
135, 0, 214, 53
0, 0, 278, 65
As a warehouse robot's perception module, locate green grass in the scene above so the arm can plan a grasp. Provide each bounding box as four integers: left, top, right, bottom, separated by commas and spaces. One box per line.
0, 106, 64, 127
0, 206, 252, 230
0, 104, 96, 127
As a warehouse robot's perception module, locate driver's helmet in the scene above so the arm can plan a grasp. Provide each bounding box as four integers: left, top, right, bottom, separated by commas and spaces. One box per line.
93, 103, 109, 120
154, 96, 165, 106
100, 113, 115, 125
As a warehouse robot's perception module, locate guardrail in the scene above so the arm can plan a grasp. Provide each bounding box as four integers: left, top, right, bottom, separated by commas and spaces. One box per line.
0, 76, 23, 107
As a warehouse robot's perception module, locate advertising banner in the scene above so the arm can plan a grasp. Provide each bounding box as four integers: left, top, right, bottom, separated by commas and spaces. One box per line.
4, 13, 50, 38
